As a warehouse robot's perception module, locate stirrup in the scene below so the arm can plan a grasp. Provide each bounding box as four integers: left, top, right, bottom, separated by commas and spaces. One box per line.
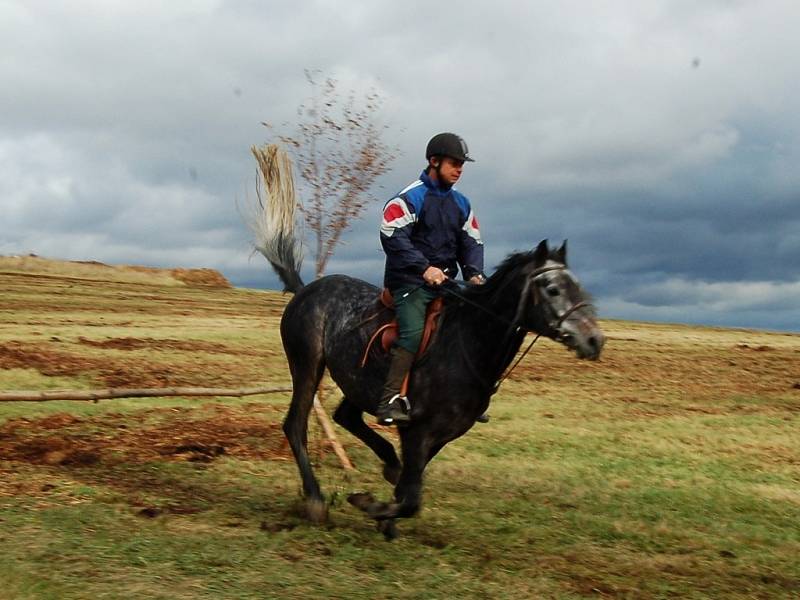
377, 394, 411, 425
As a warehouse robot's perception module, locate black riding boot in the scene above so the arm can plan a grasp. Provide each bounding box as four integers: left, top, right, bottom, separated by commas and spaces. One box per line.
376, 346, 415, 425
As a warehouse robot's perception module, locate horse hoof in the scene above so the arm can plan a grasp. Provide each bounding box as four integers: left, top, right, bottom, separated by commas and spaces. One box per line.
377, 519, 398, 541
382, 464, 401, 485
348, 493, 399, 521
367, 501, 399, 520
305, 499, 328, 524
347, 492, 376, 512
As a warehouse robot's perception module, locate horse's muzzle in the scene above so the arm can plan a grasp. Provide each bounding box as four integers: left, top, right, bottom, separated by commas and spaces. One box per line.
561, 323, 604, 360
579, 331, 604, 360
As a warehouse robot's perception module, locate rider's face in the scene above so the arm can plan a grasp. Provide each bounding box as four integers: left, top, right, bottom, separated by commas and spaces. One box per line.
432, 156, 465, 186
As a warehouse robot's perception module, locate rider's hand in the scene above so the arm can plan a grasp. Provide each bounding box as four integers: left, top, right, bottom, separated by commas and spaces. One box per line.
469, 274, 486, 285
423, 266, 447, 286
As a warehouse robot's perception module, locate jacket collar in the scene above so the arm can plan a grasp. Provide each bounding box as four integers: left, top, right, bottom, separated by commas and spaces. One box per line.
420, 170, 453, 195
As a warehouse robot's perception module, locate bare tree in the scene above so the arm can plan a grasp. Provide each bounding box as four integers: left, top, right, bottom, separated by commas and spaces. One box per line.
243, 72, 396, 471
265, 70, 398, 278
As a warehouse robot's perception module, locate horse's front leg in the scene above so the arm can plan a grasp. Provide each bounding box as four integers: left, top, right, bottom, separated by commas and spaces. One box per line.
333, 397, 402, 484
347, 428, 433, 539
369, 428, 430, 521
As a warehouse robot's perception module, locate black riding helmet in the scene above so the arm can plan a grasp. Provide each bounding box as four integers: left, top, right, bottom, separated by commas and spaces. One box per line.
425, 132, 475, 163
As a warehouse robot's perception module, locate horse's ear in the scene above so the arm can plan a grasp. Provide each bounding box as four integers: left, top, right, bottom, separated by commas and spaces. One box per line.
556, 240, 568, 265
533, 239, 549, 265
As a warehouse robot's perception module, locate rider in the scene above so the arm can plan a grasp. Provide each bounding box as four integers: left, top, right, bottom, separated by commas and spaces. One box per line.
376, 132, 486, 425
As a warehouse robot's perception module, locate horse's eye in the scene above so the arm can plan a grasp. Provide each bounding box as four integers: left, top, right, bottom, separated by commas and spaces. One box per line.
547, 286, 560, 297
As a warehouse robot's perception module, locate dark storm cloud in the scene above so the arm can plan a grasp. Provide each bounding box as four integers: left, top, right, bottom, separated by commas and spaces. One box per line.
1, 1, 799, 331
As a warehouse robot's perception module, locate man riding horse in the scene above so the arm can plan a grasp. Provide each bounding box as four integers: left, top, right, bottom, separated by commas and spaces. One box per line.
377, 132, 486, 425
263, 132, 604, 536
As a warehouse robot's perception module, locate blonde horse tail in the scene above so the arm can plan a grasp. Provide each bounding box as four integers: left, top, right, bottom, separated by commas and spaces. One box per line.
245, 144, 304, 292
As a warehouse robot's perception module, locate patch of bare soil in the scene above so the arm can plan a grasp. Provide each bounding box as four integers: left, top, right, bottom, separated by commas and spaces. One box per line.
0, 339, 257, 388
0, 341, 105, 376
512, 337, 800, 413
0, 405, 290, 468
77, 336, 230, 353
97, 363, 243, 389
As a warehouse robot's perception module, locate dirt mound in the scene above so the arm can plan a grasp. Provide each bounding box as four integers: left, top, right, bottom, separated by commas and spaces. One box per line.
125, 265, 231, 288
0, 255, 232, 288
169, 268, 231, 288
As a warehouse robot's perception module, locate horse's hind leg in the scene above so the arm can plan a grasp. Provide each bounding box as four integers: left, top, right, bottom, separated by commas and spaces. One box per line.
282, 352, 327, 523
333, 398, 402, 485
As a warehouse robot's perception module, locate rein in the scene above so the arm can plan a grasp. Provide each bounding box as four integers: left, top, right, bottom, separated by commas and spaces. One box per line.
439, 283, 514, 326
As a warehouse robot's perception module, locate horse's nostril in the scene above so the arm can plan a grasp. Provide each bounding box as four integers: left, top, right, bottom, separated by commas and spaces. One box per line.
587, 334, 604, 356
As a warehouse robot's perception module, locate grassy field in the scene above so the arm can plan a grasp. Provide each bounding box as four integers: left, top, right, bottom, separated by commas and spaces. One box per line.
1, 261, 799, 599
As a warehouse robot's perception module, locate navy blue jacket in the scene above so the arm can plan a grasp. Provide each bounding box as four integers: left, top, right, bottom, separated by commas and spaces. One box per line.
380, 171, 484, 290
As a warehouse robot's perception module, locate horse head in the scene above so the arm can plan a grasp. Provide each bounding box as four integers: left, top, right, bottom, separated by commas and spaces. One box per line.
521, 240, 604, 360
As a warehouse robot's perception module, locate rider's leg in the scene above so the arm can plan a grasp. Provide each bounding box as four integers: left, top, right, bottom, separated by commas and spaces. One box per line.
375, 345, 415, 425
376, 286, 436, 425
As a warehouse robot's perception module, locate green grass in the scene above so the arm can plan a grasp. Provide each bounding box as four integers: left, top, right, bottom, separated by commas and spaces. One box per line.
1, 265, 799, 598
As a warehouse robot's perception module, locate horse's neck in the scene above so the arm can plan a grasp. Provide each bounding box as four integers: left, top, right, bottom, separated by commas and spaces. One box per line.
452, 292, 529, 381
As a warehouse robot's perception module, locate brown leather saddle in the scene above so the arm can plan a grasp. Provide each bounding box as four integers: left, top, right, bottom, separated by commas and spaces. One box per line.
360, 288, 445, 376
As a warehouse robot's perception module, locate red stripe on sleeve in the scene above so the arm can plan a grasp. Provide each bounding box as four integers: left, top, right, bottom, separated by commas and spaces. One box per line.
383, 203, 405, 222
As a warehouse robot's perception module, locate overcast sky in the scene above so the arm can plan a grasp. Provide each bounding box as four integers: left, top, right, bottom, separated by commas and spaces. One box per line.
2, 1, 799, 331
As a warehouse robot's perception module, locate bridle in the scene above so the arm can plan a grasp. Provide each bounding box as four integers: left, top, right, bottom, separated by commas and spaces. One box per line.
444, 263, 591, 338
526, 265, 592, 335
443, 263, 593, 392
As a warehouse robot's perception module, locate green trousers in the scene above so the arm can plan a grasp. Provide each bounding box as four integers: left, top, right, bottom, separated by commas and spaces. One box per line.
392, 286, 440, 354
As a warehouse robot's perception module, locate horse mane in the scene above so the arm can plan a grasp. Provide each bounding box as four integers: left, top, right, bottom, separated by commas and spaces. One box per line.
456, 249, 559, 306
445, 246, 594, 317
